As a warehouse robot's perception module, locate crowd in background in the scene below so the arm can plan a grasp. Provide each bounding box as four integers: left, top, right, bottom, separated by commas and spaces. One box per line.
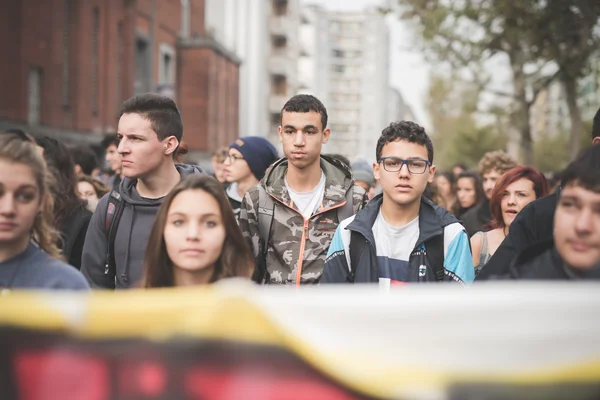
1, 93, 599, 293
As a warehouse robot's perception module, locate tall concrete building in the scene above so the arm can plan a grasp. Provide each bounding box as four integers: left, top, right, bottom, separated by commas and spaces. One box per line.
387, 87, 416, 124
238, 0, 300, 145
298, 5, 390, 162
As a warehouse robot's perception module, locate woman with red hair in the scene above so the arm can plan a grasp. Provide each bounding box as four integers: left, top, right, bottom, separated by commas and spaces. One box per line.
470, 166, 550, 274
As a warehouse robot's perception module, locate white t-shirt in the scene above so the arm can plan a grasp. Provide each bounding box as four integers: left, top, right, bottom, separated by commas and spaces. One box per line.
371, 209, 420, 284
285, 172, 326, 220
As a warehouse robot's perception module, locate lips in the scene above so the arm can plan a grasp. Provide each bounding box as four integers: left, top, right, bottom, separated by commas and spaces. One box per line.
180, 249, 205, 255
505, 209, 518, 215
291, 152, 306, 158
569, 241, 591, 252
395, 184, 412, 191
0, 222, 17, 231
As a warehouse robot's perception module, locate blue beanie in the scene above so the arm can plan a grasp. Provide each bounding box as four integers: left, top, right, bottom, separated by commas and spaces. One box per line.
229, 136, 279, 181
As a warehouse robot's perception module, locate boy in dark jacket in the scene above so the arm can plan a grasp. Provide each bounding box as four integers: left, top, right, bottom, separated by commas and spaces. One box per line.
510, 145, 600, 280
322, 121, 474, 286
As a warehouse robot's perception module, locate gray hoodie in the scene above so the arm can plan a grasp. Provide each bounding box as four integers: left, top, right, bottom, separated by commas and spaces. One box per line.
81, 164, 203, 289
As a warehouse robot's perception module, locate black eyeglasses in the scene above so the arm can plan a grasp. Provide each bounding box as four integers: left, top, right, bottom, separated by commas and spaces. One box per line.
225, 154, 245, 163
379, 157, 431, 174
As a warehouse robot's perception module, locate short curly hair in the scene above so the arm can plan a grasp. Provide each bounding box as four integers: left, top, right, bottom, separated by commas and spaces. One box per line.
376, 121, 434, 162
478, 150, 518, 176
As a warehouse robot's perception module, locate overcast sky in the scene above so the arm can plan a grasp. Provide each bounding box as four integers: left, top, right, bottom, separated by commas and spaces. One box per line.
305, 0, 431, 128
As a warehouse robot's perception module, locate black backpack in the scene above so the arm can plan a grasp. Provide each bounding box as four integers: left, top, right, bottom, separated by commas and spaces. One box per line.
103, 190, 125, 279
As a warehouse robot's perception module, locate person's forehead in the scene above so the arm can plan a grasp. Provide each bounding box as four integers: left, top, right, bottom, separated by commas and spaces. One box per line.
118, 113, 154, 135
229, 148, 243, 156
561, 184, 600, 203
380, 140, 428, 158
483, 168, 503, 178
281, 111, 322, 128
506, 178, 534, 191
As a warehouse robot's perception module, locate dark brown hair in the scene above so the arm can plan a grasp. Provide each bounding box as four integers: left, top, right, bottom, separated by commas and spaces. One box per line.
143, 174, 254, 288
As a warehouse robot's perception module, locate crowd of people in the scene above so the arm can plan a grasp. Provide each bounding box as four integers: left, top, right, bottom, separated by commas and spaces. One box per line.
1, 93, 599, 292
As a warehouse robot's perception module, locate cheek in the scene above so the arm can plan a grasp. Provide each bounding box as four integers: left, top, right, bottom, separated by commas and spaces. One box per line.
205, 227, 226, 255
164, 226, 184, 256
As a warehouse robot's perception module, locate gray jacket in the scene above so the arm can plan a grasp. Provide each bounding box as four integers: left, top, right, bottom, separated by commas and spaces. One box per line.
81, 164, 203, 289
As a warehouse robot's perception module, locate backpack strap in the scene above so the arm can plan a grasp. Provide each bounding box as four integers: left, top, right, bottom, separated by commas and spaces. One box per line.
425, 233, 445, 281
347, 230, 365, 283
104, 190, 125, 278
254, 186, 275, 284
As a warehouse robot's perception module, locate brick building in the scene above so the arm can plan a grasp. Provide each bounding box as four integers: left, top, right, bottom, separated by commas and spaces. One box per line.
0, 0, 240, 160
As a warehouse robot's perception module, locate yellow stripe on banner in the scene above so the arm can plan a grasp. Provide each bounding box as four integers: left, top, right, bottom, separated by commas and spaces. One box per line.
1, 287, 600, 400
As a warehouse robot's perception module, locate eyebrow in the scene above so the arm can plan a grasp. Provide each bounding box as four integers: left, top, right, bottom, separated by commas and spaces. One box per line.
283, 125, 318, 131
168, 212, 220, 218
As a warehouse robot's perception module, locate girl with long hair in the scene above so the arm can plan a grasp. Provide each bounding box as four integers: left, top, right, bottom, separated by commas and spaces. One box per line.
455, 171, 484, 217
471, 166, 549, 273
0, 133, 89, 290
143, 174, 254, 288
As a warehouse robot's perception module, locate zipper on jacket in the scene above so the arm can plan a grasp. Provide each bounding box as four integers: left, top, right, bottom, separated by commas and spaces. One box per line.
270, 194, 348, 286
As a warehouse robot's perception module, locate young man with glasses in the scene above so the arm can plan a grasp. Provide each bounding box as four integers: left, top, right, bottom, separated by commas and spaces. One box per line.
322, 121, 474, 285
223, 136, 279, 220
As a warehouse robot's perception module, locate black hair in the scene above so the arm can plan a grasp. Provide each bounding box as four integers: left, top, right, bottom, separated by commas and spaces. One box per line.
35, 137, 86, 228
452, 162, 467, 171
560, 145, 600, 193
593, 107, 600, 139
119, 93, 183, 143
438, 170, 456, 185
101, 134, 119, 149
457, 170, 485, 205
70, 144, 98, 175
375, 121, 434, 163
281, 94, 328, 130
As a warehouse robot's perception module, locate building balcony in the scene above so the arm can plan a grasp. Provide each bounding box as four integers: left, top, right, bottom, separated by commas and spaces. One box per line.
270, 15, 291, 38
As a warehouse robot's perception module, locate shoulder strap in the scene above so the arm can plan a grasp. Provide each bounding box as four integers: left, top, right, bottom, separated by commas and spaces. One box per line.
338, 187, 356, 223
347, 230, 365, 283
425, 233, 445, 281
254, 186, 275, 284
104, 190, 125, 278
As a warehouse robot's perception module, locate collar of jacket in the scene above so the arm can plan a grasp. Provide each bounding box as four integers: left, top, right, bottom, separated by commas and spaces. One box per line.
262, 155, 354, 209
347, 193, 459, 248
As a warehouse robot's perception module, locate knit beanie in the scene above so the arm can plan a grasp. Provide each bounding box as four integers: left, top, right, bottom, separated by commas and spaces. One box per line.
352, 160, 375, 187
229, 136, 279, 181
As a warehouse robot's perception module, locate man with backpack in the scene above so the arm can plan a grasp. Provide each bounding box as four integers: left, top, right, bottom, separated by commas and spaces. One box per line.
239, 94, 368, 285
81, 94, 203, 289
321, 121, 474, 285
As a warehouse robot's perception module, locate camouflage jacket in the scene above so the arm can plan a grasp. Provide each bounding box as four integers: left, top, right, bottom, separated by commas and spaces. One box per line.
239, 156, 368, 285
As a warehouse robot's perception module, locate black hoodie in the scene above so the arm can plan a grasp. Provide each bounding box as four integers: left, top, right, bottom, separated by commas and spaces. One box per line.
81, 164, 203, 289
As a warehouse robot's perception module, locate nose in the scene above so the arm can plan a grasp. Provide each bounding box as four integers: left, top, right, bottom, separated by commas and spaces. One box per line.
0, 195, 16, 216
293, 131, 305, 147
117, 139, 129, 154
574, 208, 593, 234
186, 221, 200, 241
398, 162, 410, 177
507, 193, 517, 205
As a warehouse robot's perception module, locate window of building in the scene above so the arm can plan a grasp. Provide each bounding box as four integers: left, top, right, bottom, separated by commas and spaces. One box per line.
272, 0, 288, 16
331, 49, 343, 58
330, 65, 345, 73
28, 67, 43, 125
272, 35, 287, 50
62, 0, 71, 109
272, 75, 287, 96
158, 43, 176, 85
91, 7, 99, 116
134, 36, 151, 95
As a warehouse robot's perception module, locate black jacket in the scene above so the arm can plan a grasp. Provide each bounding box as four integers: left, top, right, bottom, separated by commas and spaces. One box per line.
477, 192, 557, 280
460, 199, 491, 237
510, 240, 600, 280
59, 205, 92, 270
